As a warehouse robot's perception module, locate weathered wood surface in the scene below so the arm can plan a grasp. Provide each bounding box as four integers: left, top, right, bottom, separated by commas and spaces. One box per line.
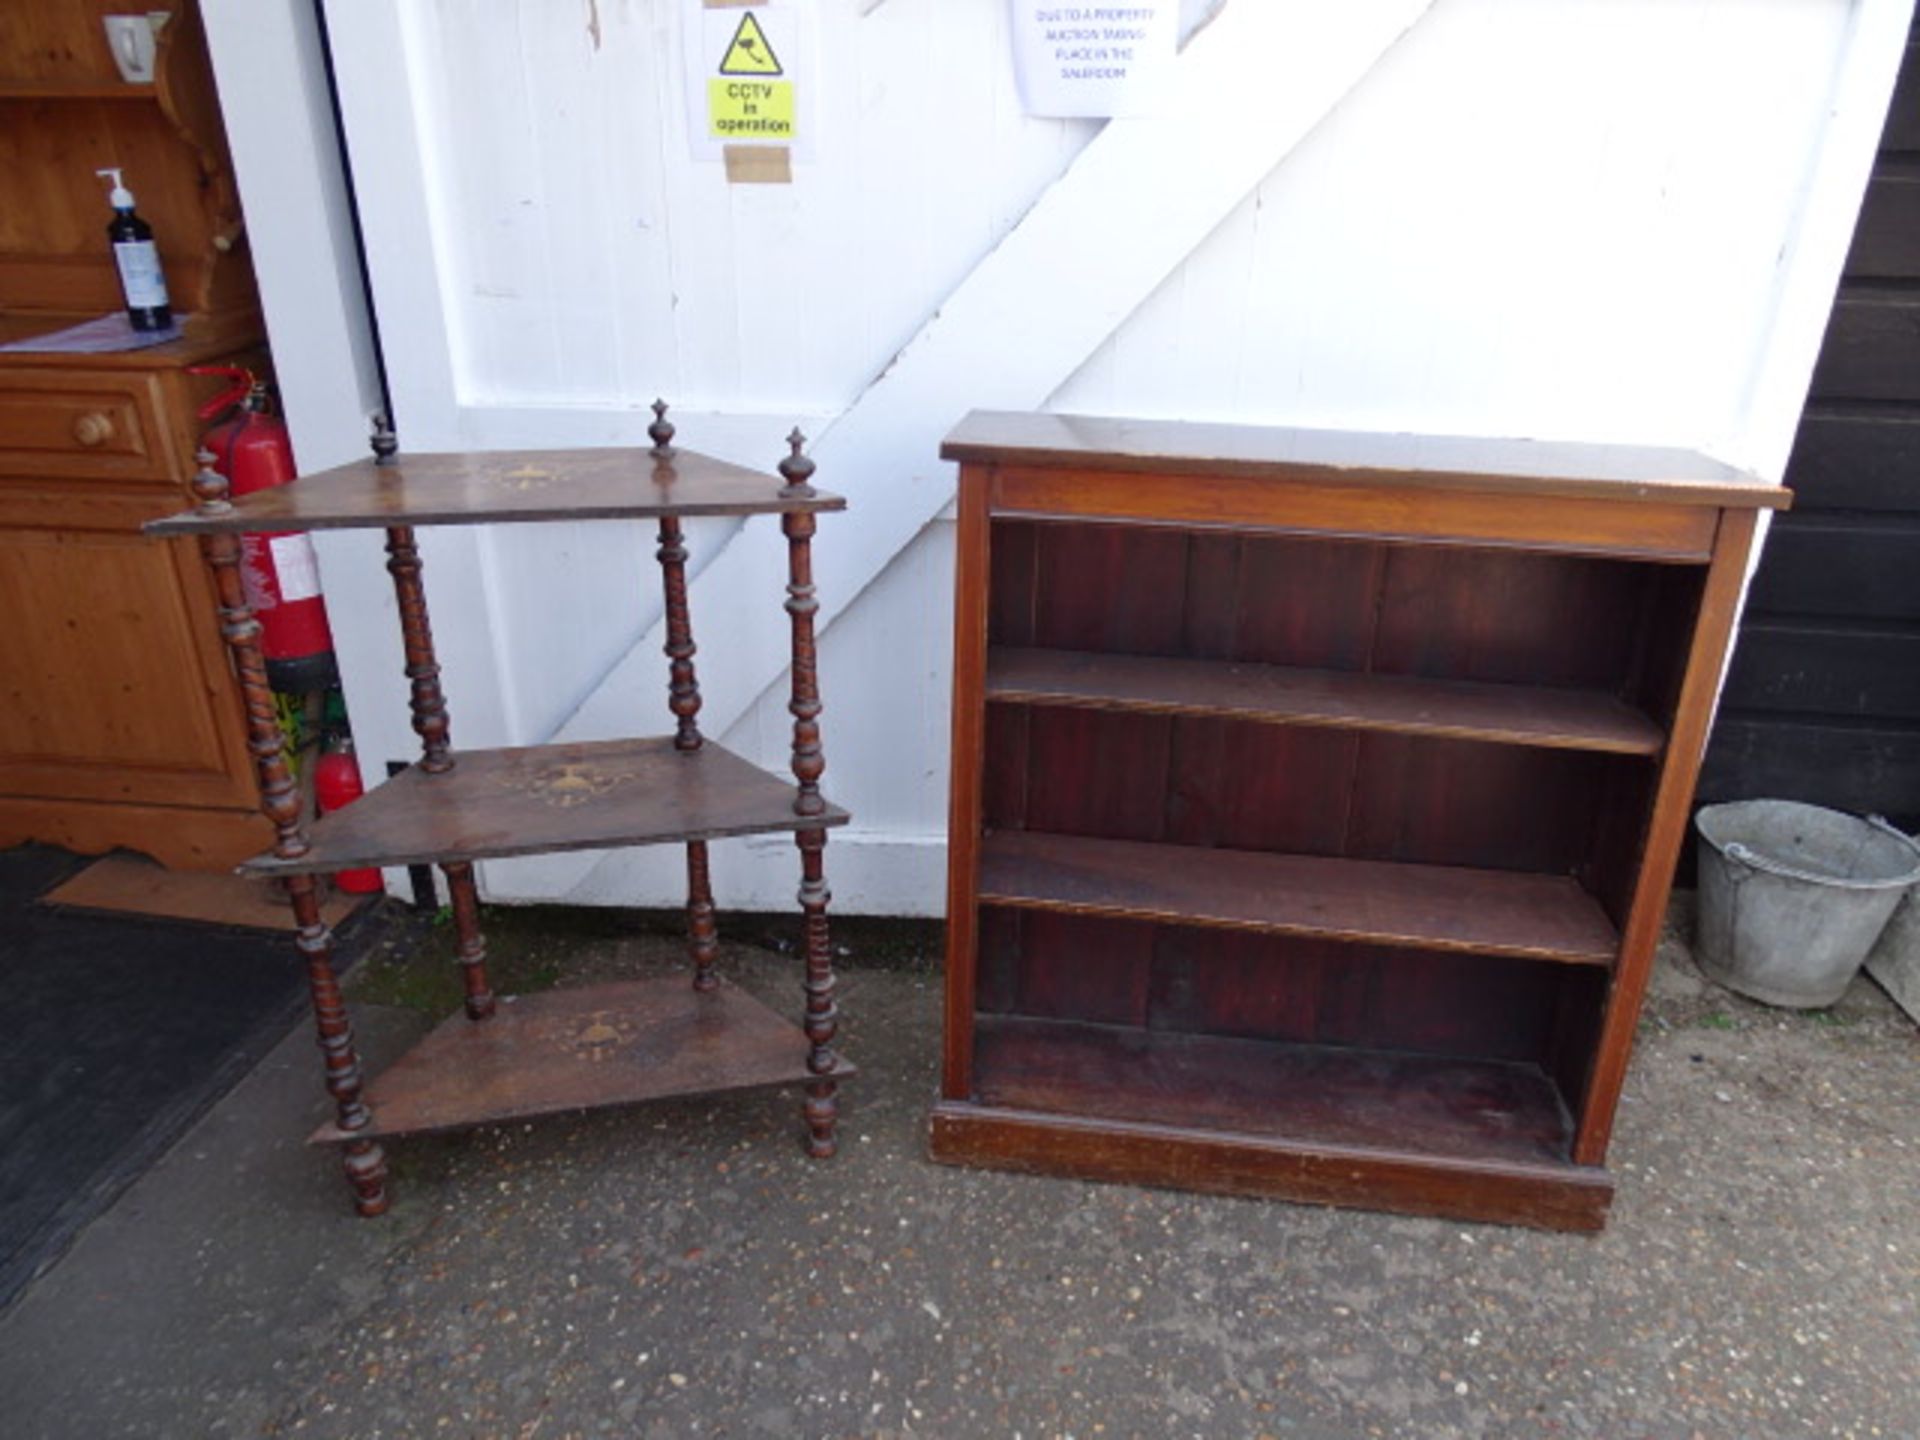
1809, 293, 1920, 404
1846, 169, 1920, 278
147, 444, 845, 533
928, 1103, 1612, 1232
943, 410, 1788, 509
1782, 410, 1920, 510
311, 977, 852, 1144
977, 830, 1619, 965
240, 737, 848, 876
968, 1015, 1576, 1166
988, 647, 1665, 755
1723, 620, 1920, 722
989, 463, 1726, 562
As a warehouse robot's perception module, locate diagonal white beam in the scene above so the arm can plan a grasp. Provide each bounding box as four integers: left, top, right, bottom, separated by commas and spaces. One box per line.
553, 0, 1435, 769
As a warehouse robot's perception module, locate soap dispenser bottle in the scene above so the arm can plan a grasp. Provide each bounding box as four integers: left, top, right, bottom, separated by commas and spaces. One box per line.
96, 167, 172, 331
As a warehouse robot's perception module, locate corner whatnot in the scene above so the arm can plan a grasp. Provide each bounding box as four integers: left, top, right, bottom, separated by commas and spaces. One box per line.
148, 408, 852, 1214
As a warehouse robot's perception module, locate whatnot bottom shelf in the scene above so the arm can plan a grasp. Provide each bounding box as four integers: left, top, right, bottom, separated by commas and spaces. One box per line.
311, 976, 851, 1145
929, 1016, 1612, 1231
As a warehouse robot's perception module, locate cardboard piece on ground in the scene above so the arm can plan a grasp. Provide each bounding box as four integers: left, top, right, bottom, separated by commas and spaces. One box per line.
42, 853, 367, 932
1866, 891, 1920, 1026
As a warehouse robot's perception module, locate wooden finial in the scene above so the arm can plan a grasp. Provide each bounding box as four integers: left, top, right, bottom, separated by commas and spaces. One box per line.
191, 448, 233, 513
778, 428, 816, 496
649, 399, 676, 459
370, 414, 399, 466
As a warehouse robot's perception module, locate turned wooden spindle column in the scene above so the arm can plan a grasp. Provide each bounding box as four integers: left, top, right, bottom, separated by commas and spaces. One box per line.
779, 429, 839, 1157
441, 860, 496, 1020
374, 427, 495, 1020
192, 452, 389, 1216
383, 524, 452, 774
649, 402, 722, 992
650, 402, 703, 755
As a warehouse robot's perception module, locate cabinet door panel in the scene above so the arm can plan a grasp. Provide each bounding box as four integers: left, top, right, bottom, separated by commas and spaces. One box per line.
0, 527, 255, 807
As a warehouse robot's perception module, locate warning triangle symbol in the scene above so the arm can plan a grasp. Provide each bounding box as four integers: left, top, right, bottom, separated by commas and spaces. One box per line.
719, 12, 782, 77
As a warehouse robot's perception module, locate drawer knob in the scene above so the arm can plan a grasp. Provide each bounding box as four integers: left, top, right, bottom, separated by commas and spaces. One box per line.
71, 411, 116, 447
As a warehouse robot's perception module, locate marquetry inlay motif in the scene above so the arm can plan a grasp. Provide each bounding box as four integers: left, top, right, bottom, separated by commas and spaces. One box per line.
510, 759, 638, 809
566, 1010, 639, 1063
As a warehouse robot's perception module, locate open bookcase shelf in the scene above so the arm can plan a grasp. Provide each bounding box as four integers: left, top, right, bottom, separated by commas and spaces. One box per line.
986, 646, 1666, 756
971, 1016, 1577, 1167
931, 411, 1786, 1231
977, 830, 1619, 965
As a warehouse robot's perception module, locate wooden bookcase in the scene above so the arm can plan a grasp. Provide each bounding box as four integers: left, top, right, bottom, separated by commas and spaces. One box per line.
148, 413, 850, 1215
929, 411, 1789, 1231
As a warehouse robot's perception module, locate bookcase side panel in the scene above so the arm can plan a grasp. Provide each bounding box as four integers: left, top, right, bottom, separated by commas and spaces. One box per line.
941, 466, 995, 1101
1575, 509, 1761, 1164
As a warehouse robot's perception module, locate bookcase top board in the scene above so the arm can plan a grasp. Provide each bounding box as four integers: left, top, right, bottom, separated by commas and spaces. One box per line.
148, 445, 845, 534
941, 411, 1791, 511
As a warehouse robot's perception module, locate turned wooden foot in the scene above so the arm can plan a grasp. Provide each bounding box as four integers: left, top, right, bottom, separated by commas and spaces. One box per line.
287, 874, 389, 1216
804, 1080, 838, 1158
795, 827, 839, 1157
342, 1139, 390, 1216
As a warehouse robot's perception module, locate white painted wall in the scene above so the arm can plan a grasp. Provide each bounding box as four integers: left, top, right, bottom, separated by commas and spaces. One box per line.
1052, 0, 1898, 457
205, 0, 1912, 916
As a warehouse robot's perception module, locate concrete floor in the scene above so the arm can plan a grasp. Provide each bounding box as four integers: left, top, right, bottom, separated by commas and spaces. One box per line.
0, 904, 1914, 1440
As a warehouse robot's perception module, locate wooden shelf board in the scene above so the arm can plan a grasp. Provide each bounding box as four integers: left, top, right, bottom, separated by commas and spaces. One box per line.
0, 80, 159, 100
972, 1016, 1575, 1168
942, 409, 1789, 511
987, 647, 1665, 756
312, 977, 850, 1144
146, 445, 844, 534
244, 737, 846, 876
979, 831, 1618, 965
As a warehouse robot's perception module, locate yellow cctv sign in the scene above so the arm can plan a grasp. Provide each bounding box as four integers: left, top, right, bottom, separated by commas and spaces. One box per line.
710, 78, 794, 139
708, 12, 795, 139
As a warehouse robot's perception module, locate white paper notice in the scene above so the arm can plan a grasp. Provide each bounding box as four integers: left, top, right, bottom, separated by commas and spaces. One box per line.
1008, 3, 1177, 118
268, 534, 323, 602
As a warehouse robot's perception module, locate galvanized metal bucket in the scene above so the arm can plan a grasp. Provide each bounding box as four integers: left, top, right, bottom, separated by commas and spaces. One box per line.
1694, 800, 1920, 1009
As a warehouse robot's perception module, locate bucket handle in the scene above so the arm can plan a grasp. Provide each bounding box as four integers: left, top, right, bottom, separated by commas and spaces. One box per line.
1721, 814, 1920, 890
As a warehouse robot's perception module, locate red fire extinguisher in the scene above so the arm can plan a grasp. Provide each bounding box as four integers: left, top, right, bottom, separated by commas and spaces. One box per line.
190, 366, 339, 693
313, 734, 383, 895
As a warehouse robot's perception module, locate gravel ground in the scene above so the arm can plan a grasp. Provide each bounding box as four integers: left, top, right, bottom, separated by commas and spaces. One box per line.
0, 898, 1913, 1439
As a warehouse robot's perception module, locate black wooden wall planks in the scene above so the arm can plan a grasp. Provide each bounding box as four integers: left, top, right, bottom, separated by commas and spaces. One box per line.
1702, 19, 1920, 829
